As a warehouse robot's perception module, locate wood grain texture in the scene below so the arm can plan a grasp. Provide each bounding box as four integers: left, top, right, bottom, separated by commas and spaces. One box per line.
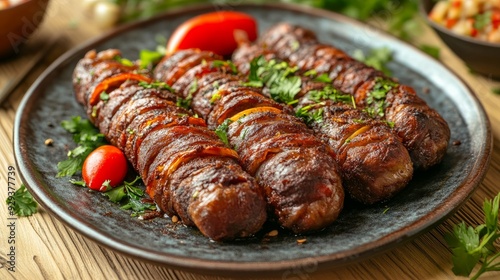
1, 1, 500, 279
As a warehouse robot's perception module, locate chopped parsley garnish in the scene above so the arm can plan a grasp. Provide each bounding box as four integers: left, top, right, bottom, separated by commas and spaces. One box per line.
5, 184, 38, 217
176, 97, 191, 110
309, 85, 355, 106
304, 69, 332, 83
138, 81, 173, 91
314, 73, 333, 83
245, 56, 301, 105
215, 119, 233, 146
139, 48, 165, 69
113, 55, 134, 67
296, 104, 324, 125
445, 192, 500, 279
176, 79, 196, 110
364, 77, 397, 118
57, 116, 106, 177
212, 60, 238, 74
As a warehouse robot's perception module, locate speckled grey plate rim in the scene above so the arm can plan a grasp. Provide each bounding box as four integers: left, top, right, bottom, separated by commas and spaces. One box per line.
13, 2, 492, 275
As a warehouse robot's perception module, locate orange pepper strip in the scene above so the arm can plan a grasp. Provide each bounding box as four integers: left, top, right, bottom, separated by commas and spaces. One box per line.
89, 73, 153, 106
164, 146, 239, 178
228, 106, 283, 123
345, 125, 371, 143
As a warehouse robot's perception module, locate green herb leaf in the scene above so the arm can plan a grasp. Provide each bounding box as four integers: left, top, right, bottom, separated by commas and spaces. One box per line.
296, 104, 324, 125
245, 56, 301, 105
139, 49, 164, 69
445, 192, 500, 279
5, 184, 38, 217
113, 55, 134, 67
176, 79, 196, 110
69, 179, 86, 187
309, 85, 354, 106
212, 60, 238, 74
215, 119, 233, 146
364, 77, 397, 118
57, 116, 106, 177
103, 176, 156, 216
138, 81, 173, 91
314, 73, 332, 83
103, 185, 127, 203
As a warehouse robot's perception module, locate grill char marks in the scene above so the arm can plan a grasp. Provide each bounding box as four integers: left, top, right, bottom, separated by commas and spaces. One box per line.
72, 49, 267, 241
232, 45, 413, 204
253, 23, 450, 170
154, 49, 344, 233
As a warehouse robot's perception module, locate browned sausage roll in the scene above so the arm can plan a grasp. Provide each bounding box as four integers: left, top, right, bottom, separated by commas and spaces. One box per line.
253, 23, 451, 170
72, 49, 267, 241
232, 45, 413, 204
154, 49, 344, 233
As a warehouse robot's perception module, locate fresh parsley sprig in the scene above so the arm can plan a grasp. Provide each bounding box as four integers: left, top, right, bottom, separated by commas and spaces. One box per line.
72, 176, 156, 217
245, 56, 301, 105
104, 176, 156, 216
139, 48, 165, 69
5, 184, 38, 217
215, 119, 233, 146
445, 193, 500, 280
57, 116, 106, 177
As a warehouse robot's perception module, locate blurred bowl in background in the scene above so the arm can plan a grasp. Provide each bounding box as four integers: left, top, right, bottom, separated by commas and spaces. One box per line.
420, 0, 500, 79
0, 0, 50, 58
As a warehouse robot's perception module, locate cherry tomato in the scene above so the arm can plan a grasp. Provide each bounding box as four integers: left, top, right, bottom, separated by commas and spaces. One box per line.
82, 145, 128, 191
166, 11, 257, 56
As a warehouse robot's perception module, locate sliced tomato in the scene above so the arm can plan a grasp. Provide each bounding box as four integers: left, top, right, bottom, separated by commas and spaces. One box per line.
166, 11, 257, 56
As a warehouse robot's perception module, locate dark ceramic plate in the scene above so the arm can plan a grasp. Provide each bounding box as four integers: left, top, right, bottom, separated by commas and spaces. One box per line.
14, 3, 492, 276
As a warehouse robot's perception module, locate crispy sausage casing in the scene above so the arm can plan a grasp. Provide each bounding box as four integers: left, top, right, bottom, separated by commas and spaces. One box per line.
254, 23, 451, 170
154, 49, 344, 233
72, 49, 267, 241
232, 45, 413, 204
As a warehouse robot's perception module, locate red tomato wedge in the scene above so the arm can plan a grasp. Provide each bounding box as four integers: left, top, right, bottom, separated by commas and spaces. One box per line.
166, 11, 257, 56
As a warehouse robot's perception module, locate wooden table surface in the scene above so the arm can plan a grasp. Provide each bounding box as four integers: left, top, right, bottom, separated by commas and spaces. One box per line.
2, 1, 500, 279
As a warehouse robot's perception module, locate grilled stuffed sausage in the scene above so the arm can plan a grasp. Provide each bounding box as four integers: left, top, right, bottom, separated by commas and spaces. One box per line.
154, 49, 344, 233
72, 49, 267, 241
232, 45, 413, 204
254, 23, 450, 170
